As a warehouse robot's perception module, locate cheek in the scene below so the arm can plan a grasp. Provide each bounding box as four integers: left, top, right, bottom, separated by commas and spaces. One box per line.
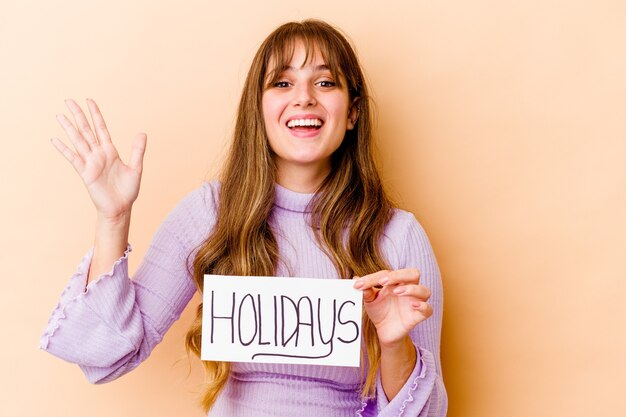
261, 93, 283, 124
261, 95, 282, 150
328, 95, 351, 122
261, 95, 271, 124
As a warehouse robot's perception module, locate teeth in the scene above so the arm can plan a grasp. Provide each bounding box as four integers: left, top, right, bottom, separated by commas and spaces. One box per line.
287, 118, 323, 128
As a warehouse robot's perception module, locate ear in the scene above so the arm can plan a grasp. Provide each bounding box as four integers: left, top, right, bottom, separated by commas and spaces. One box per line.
347, 97, 360, 130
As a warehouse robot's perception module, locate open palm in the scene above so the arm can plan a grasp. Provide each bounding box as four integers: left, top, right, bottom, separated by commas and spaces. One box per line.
51, 99, 147, 220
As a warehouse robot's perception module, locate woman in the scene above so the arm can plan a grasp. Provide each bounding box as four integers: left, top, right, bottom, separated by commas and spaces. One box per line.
41, 19, 447, 417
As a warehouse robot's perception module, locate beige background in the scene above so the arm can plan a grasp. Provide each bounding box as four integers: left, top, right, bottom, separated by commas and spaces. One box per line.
1, 0, 625, 416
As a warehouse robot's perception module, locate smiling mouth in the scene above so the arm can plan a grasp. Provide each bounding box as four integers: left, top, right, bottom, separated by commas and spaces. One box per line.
286, 118, 324, 130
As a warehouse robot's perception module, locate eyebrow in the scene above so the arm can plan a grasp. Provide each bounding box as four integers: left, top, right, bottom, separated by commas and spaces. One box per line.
283, 64, 330, 72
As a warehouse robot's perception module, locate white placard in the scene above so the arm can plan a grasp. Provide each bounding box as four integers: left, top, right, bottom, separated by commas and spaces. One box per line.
201, 275, 363, 367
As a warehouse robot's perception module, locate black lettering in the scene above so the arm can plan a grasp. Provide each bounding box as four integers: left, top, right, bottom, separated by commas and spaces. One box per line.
295, 296, 314, 347
273, 295, 278, 346
337, 300, 359, 344
316, 298, 336, 357
257, 294, 270, 345
211, 291, 235, 344
317, 298, 337, 344
281, 295, 299, 347
237, 293, 258, 346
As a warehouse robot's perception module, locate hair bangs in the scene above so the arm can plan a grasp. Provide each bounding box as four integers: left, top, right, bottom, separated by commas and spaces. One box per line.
261, 25, 350, 93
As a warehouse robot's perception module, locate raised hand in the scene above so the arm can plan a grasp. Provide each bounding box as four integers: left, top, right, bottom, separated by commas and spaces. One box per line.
51, 99, 147, 220
353, 268, 433, 347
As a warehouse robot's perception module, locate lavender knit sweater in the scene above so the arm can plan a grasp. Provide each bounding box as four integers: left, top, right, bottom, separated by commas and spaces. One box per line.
40, 182, 447, 417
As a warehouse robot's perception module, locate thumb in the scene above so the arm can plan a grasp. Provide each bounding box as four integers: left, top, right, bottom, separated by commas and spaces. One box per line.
353, 275, 379, 303
362, 287, 378, 303
128, 132, 147, 172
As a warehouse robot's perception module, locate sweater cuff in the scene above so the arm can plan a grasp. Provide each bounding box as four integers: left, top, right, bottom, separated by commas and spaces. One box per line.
39, 244, 133, 351
375, 346, 437, 417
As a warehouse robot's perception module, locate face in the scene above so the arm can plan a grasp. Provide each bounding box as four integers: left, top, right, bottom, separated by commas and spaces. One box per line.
262, 41, 357, 189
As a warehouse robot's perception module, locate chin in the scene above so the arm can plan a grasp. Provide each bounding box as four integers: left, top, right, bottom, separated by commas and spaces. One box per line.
277, 152, 332, 168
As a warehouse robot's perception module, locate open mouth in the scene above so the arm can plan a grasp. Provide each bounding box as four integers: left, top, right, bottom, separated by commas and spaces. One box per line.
286, 118, 324, 131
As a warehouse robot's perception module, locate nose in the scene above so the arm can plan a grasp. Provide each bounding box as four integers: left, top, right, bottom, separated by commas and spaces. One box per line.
291, 82, 316, 107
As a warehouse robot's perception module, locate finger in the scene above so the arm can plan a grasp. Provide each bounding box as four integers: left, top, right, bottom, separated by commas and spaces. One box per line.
380, 268, 421, 287
50, 137, 85, 173
392, 284, 431, 301
65, 99, 98, 147
411, 300, 433, 319
353, 270, 391, 290
56, 113, 91, 159
128, 133, 147, 172
86, 98, 112, 143
362, 287, 379, 303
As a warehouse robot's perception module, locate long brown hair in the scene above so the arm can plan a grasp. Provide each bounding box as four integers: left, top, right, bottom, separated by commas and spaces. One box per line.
185, 19, 393, 412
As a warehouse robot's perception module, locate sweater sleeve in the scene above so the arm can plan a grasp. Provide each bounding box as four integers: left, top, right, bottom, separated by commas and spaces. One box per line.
375, 212, 448, 417
39, 182, 218, 383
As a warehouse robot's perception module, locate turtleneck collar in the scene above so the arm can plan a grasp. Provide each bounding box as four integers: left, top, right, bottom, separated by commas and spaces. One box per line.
274, 183, 315, 213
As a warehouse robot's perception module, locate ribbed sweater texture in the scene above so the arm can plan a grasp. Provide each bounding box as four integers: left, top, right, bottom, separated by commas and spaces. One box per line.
40, 182, 447, 417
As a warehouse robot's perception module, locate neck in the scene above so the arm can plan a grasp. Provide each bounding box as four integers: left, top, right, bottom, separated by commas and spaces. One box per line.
275, 160, 330, 193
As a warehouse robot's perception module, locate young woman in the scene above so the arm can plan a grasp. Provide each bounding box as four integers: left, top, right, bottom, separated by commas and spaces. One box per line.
41, 19, 447, 417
